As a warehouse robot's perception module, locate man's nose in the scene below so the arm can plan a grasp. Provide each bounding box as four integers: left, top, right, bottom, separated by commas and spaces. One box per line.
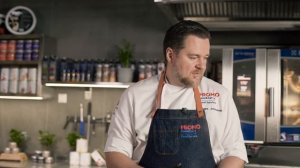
196, 58, 206, 69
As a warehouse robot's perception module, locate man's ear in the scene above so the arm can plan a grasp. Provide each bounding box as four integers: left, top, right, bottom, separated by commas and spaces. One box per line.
166, 47, 174, 63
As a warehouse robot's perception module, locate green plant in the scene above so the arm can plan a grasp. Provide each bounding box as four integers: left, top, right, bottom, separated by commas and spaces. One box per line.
9, 129, 25, 147
38, 130, 55, 149
117, 39, 134, 68
66, 132, 80, 150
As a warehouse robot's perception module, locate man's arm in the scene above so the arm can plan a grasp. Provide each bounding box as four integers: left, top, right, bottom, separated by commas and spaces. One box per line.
218, 156, 245, 168
105, 152, 142, 168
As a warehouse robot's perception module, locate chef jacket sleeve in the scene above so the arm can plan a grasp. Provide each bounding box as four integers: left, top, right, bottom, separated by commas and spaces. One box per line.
104, 87, 136, 158
220, 93, 249, 163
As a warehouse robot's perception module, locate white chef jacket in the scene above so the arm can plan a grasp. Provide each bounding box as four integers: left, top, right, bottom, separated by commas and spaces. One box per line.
104, 74, 248, 164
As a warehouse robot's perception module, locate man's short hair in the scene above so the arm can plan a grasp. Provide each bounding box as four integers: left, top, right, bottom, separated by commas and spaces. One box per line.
163, 20, 211, 59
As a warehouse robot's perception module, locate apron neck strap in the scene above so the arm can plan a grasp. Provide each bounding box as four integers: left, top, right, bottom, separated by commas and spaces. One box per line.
193, 86, 204, 118
150, 71, 165, 117
150, 71, 204, 118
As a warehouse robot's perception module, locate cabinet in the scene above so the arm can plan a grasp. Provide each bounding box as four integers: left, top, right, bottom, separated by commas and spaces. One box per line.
0, 34, 54, 100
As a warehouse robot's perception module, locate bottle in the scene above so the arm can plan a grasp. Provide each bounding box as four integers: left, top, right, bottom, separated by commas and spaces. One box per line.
74, 59, 81, 82
48, 55, 57, 81
42, 55, 49, 83
60, 57, 67, 82
80, 59, 87, 82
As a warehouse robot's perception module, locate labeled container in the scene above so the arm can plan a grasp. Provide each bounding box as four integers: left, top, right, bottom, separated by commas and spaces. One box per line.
16, 40, 24, 50
9, 67, 19, 94
0, 68, 9, 93
23, 49, 32, 61
32, 39, 40, 50
15, 49, 24, 61
24, 40, 32, 50
18, 67, 28, 94
6, 51, 15, 61
7, 40, 16, 51
102, 64, 109, 82
28, 68, 37, 95
95, 64, 103, 82
31, 49, 39, 60
0, 40, 7, 51
0, 50, 6, 60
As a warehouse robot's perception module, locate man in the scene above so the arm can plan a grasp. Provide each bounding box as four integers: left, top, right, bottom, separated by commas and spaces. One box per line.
105, 20, 248, 168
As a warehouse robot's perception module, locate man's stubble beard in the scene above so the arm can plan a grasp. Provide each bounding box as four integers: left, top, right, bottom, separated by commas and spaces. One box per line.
174, 67, 197, 88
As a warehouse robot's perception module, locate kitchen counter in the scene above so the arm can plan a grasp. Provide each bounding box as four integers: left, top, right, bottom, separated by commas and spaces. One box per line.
1, 161, 300, 168
0, 160, 106, 168
246, 164, 300, 168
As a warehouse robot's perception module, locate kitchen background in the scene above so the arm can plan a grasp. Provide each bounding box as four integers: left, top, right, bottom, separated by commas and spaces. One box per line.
1, 0, 300, 161
0, 0, 171, 157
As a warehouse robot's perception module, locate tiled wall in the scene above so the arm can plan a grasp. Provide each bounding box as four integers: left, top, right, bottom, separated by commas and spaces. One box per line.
0, 0, 170, 157
0, 88, 125, 157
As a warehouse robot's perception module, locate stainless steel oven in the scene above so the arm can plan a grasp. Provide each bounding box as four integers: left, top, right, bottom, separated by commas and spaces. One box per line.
222, 48, 300, 143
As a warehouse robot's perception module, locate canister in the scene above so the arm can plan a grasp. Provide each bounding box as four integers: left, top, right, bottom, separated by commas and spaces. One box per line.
6, 51, 15, 61
9, 67, 19, 94
7, 40, 16, 51
15, 49, 24, 61
0, 67, 9, 93
18, 67, 28, 94
102, 64, 109, 82
76, 138, 88, 153
0, 50, 6, 60
0, 40, 7, 51
32, 39, 40, 50
23, 49, 32, 61
79, 153, 91, 166
31, 49, 39, 60
24, 40, 32, 50
95, 64, 103, 82
28, 68, 37, 95
69, 151, 80, 165
16, 40, 24, 50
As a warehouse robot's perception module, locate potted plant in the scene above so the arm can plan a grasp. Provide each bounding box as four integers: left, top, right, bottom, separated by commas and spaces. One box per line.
66, 132, 81, 151
9, 129, 26, 149
117, 39, 134, 83
38, 130, 56, 150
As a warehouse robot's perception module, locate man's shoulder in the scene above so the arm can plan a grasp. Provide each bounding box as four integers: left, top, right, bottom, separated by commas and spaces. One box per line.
201, 77, 229, 95
127, 75, 159, 93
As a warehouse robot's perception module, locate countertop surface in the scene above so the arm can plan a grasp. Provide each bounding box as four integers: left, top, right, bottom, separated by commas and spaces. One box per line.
0, 160, 106, 168
0, 161, 300, 168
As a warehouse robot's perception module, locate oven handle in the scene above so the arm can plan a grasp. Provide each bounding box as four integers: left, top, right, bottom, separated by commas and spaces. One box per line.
268, 87, 274, 117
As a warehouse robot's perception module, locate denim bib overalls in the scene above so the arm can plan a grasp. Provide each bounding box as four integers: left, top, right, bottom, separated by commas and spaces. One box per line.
139, 72, 217, 168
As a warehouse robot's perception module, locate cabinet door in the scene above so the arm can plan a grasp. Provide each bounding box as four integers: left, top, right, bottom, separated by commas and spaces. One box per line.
267, 49, 300, 143
222, 48, 267, 142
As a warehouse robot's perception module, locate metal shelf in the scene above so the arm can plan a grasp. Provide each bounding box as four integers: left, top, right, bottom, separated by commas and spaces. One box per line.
0, 60, 39, 66
0, 95, 44, 100
45, 82, 132, 88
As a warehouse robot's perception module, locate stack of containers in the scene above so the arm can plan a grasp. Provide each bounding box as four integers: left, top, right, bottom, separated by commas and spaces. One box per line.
15, 40, 24, 61
6, 40, 16, 61
32, 40, 40, 61
0, 67, 9, 93
24, 40, 32, 61
18, 67, 28, 94
0, 40, 7, 60
8, 67, 19, 94
28, 68, 37, 95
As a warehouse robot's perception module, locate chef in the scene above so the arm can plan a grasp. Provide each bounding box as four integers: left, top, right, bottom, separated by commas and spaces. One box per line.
104, 20, 248, 168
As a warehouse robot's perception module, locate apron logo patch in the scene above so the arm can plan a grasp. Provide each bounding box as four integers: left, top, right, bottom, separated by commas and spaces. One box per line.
201, 92, 219, 104
180, 124, 201, 138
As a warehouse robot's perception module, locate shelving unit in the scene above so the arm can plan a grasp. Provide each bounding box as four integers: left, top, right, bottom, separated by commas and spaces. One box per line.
0, 34, 55, 100
45, 82, 132, 89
